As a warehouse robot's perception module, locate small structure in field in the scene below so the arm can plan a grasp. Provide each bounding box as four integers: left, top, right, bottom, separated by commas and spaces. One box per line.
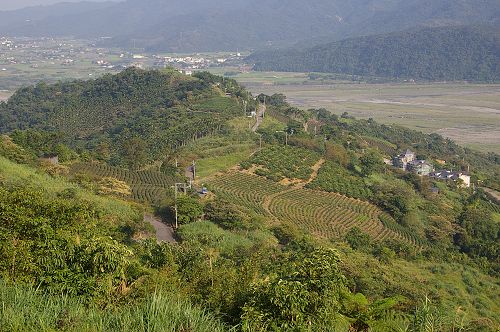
407, 160, 434, 176
41, 154, 59, 165
429, 170, 471, 188
393, 149, 416, 170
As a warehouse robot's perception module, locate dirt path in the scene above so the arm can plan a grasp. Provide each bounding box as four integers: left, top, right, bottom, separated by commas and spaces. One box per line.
262, 158, 325, 215
144, 213, 176, 243
304, 158, 325, 186
483, 187, 500, 204
252, 104, 266, 132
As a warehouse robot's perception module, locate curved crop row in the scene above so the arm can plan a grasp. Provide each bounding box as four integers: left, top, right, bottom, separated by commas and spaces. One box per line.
208, 172, 284, 215
208, 172, 416, 245
70, 162, 173, 204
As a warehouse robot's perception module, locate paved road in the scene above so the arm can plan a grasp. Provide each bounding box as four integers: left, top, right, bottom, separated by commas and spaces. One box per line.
252, 104, 266, 132
144, 213, 176, 243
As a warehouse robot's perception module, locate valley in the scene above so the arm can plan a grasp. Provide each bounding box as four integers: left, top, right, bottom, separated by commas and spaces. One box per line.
233, 73, 500, 154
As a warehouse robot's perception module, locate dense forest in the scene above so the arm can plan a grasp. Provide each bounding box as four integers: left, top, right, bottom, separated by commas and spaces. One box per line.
1, 71, 499, 331
249, 26, 500, 82
0, 68, 252, 168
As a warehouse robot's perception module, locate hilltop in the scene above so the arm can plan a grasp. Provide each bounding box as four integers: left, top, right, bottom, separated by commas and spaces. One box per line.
0, 68, 250, 168
249, 25, 500, 82
1, 0, 499, 51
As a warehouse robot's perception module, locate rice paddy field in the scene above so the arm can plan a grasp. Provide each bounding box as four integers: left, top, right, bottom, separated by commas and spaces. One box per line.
225, 70, 500, 154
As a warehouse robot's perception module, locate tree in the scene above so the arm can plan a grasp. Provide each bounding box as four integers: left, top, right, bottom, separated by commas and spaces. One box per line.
345, 227, 371, 250
241, 247, 347, 331
176, 195, 203, 224
122, 137, 147, 170
359, 150, 384, 176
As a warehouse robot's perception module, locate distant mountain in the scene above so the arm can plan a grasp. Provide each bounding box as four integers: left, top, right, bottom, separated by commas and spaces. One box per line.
248, 26, 500, 82
0, 0, 115, 11
1, 0, 499, 52
0, 2, 116, 32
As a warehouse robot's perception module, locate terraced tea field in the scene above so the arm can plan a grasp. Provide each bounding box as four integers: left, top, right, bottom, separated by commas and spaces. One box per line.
71, 162, 176, 204
208, 172, 418, 244
208, 172, 283, 215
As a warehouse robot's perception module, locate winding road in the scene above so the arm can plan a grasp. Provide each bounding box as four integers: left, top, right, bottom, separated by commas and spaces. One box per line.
252, 103, 266, 132
144, 213, 176, 243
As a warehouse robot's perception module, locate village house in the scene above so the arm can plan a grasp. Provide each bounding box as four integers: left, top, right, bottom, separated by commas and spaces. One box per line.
429, 170, 471, 188
407, 159, 434, 176
392, 149, 416, 170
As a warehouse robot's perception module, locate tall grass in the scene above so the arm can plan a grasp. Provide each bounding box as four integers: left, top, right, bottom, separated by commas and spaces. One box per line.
0, 281, 228, 332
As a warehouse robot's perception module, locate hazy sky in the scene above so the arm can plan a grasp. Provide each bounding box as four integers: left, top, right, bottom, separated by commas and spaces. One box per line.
1, 0, 115, 11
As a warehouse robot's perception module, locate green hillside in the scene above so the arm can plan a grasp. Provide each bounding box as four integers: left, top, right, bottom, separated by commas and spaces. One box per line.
1, 71, 499, 331
0, 68, 251, 168
250, 26, 500, 82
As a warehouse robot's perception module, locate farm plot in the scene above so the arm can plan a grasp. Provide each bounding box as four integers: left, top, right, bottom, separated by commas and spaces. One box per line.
208, 172, 417, 244
306, 161, 372, 200
71, 162, 175, 204
241, 145, 321, 182
268, 188, 402, 241
207, 172, 284, 215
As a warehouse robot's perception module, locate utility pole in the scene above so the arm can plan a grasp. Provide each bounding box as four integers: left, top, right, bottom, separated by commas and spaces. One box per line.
172, 184, 180, 229
192, 160, 196, 180
276, 130, 288, 146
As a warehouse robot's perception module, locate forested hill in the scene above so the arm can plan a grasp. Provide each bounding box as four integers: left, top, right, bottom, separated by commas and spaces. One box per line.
0, 68, 250, 168
1, 0, 499, 51
249, 26, 500, 82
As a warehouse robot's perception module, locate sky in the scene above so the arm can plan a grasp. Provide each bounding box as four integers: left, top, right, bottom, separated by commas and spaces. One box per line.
0, 0, 115, 11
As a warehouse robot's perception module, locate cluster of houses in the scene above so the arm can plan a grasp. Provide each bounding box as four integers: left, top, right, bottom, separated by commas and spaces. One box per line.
391, 149, 471, 188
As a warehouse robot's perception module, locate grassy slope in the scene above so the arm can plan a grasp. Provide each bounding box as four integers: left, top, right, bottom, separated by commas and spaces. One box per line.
0, 281, 227, 332
340, 247, 500, 327
0, 156, 140, 222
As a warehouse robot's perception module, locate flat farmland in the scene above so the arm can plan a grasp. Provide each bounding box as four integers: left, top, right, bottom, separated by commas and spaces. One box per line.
0, 90, 12, 101
234, 72, 500, 154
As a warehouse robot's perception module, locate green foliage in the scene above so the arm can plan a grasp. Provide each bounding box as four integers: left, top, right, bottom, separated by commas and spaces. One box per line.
242, 145, 321, 181
176, 195, 203, 224
204, 199, 246, 230
10, 130, 76, 161
371, 176, 419, 222
0, 281, 228, 332
345, 227, 372, 251
0, 187, 133, 297
455, 194, 500, 261
0, 135, 34, 164
242, 247, 347, 331
251, 26, 500, 82
359, 150, 384, 176
307, 161, 372, 200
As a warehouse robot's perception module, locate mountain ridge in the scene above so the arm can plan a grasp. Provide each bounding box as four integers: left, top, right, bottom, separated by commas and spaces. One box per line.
1, 0, 499, 51
248, 25, 500, 82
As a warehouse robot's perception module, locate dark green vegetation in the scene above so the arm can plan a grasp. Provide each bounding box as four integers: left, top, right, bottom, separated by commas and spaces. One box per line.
2, 0, 499, 51
241, 145, 321, 181
250, 26, 500, 82
0, 68, 248, 169
1, 71, 499, 331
